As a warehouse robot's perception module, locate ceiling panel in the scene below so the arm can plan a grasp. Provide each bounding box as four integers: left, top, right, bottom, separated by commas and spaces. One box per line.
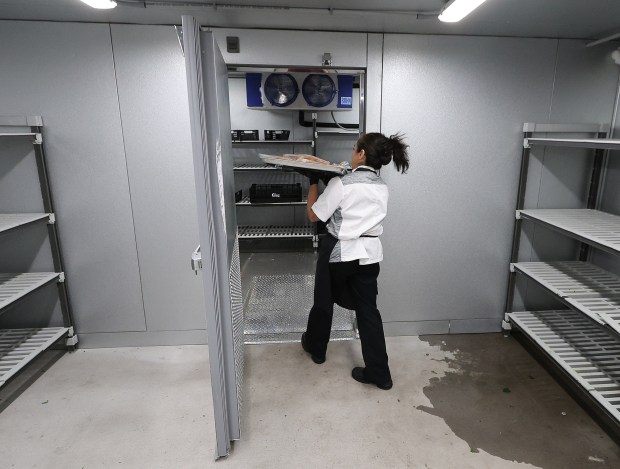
0, 0, 619, 40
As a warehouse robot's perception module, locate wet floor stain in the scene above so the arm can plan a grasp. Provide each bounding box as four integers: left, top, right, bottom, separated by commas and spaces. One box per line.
418, 334, 620, 469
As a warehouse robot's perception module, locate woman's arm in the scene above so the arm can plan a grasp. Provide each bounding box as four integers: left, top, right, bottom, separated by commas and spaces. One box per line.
306, 183, 320, 222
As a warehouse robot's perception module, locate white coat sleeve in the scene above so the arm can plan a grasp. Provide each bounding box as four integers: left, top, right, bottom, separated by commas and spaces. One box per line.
311, 177, 344, 222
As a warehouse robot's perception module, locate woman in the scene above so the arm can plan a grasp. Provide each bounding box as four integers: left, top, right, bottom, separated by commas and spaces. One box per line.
300, 132, 410, 391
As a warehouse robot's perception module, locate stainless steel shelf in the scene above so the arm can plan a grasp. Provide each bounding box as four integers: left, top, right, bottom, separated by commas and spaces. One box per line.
0, 132, 38, 138
525, 137, 620, 150
0, 273, 61, 313
518, 209, 620, 255
512, 262, 620, 334
315, 130, 359, 136
238, 225, 314, 239
236, 196, 306, 207
233, 163, 280, 171
0, 327, 69, 387
232, 140, 312, 146
0, 213, 50, 234
507, 310, 620, 422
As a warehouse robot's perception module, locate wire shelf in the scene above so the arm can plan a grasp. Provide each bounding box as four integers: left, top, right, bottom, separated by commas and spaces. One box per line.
0, 327, 69, 387
238, 225, 314, 239
512, 262, 620, 334
233, 140, 312, 146
526, 137, 620, 150
508, 310, 620, 422
236, 196, 306, 206
0, 273, 61, 313
518, 209, 620, 255
0, 213, 50, 234
233, 163, 280, 171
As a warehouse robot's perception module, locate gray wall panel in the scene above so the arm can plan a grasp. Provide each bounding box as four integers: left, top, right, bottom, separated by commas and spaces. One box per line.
0, 21, 146, 333
110, 24, 207, 332
211, 28, 367, 68
366, 34, 384, 133
379, 35, 557, 324
595, 77, 620, 278
0, 140, 44, 212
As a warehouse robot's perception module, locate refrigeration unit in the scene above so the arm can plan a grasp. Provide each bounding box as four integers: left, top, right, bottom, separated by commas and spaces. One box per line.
245, 72, 354, 111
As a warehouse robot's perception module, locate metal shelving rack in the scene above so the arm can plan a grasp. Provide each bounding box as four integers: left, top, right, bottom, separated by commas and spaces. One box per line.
232, 139, 313, 148
504, 122, 620, 436
0, 116, 77, 389
233, 123, 319, 247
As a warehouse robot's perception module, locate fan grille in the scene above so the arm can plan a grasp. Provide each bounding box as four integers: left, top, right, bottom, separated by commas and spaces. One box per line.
264, 73, 299, 107
302, 74, 336, 108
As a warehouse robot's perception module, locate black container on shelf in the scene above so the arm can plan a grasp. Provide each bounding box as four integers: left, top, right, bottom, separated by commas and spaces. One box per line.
235, 189, 243, 203
264, 130, 291, 141
231, 129, 259, 141
250, 183, 302, 203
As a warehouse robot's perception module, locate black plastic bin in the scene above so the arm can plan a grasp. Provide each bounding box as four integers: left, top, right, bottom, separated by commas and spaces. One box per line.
249, 183, 302, 203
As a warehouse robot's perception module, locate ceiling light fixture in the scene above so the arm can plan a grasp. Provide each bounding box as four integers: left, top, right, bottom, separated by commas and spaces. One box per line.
79, 0, 117, 9
438, 0, 488, 23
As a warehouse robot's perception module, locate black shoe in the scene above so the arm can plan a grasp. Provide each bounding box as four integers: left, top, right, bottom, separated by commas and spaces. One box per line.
301, 333, 325, 364
351, 367, 393, 390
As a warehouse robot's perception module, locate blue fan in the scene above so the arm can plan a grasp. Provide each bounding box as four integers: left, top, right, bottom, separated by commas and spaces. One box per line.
302, 74, 336, 108
263, 73, 299, 107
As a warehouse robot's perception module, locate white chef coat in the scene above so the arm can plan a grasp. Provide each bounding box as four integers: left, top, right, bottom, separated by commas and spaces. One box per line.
311, 166, 388, 265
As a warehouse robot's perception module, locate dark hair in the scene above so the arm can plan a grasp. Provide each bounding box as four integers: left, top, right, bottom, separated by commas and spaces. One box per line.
356, 132, 410, 174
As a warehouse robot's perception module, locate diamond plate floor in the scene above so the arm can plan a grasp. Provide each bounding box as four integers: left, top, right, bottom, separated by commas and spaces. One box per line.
240, 252, 355, 343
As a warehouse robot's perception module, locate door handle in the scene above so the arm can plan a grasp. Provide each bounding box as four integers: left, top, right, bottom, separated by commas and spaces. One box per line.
191, 245, 202, 275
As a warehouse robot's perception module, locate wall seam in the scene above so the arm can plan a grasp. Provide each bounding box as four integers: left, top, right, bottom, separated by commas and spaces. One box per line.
379, 33, 385, 134
522, 39, 561, 309
599, 71, 620, 210
108, 23, 149, 330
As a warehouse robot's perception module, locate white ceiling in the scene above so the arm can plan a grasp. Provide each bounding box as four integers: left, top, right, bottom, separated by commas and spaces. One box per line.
0, 0, 619, 40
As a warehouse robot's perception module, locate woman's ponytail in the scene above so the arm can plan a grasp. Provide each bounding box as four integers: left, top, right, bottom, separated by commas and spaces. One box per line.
388, 133, 409, 174
357, 131, 410, 174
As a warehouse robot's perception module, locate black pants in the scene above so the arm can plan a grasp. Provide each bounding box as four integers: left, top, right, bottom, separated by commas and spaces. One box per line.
305, 236, 391, 384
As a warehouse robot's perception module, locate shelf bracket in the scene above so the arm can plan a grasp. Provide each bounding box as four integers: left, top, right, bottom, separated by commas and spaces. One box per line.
509, 263, 516, 273
66, 334, 79, 347
47, 213, 56, 225
58, 272, 66, 282
515, 211, 522, 220
34, 133, 43, 145
501, 319, 512, 331
523, 138, 531, 149
191, 245, 202, 274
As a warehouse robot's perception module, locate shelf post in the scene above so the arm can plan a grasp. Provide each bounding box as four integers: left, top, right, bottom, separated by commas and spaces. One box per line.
31, 123, 76, 335
504, 131, 532, 319
311, 113, 317, 156
581, 130, 609, 262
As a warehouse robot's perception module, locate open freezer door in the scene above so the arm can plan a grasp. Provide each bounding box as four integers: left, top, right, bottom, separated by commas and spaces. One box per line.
182, 16, 244, 459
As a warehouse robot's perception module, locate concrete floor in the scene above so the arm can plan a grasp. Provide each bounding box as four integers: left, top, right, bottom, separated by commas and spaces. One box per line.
0, 334, 619, 468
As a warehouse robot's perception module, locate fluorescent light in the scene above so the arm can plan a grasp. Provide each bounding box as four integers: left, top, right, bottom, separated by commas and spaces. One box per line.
79, 0, 117, 9
439, 0, 487, 23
